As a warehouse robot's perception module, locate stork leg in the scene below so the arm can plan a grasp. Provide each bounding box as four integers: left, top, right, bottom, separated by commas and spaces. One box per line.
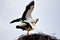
27, 31, 29, 35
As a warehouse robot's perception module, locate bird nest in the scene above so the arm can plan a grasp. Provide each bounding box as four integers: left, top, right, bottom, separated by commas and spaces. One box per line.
17, 33, 57, 40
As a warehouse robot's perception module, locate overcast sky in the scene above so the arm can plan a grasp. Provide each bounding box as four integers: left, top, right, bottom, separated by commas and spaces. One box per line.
0, 0, 60, 40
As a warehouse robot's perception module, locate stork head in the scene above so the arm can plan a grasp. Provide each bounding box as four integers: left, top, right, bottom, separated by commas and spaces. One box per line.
30, 18, 39, 26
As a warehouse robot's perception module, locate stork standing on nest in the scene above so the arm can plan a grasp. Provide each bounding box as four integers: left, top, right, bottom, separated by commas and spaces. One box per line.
16, 22, 33, 35
10, 1, 39, 35
16, 19, 38, 35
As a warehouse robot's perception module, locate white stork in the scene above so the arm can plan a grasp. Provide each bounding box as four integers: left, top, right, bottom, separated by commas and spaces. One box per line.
10, 1, 39, 35
16, 18, 39, 35
16, 22, 33, 35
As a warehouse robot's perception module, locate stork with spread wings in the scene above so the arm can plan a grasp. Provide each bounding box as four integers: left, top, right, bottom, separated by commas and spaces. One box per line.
10, 1, 39, 35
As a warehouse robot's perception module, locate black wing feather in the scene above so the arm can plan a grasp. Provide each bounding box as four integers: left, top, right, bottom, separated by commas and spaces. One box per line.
22, 1, 34, 19
16, 26, 25, 30
10, 18, 22, 23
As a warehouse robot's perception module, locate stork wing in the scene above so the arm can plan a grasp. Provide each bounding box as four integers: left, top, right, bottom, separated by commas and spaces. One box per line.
10, 18, 22, 23
22, 1, 34, 19
16, 22, 33, 31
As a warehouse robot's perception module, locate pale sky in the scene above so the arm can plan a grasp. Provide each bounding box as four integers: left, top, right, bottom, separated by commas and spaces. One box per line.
0, 0, 60, 40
